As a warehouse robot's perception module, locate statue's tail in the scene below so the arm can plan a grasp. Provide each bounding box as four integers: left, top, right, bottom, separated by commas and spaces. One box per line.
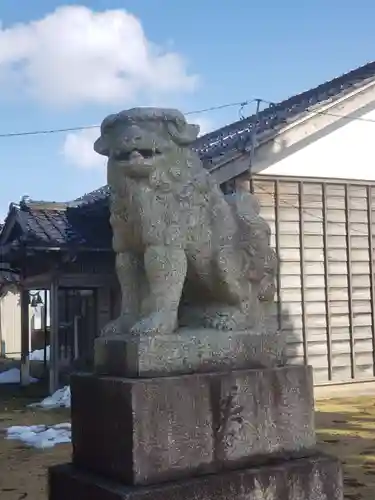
226, 189, 277, 303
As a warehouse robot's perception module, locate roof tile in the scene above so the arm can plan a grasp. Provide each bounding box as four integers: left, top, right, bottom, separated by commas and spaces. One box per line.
17, 205, 112, 249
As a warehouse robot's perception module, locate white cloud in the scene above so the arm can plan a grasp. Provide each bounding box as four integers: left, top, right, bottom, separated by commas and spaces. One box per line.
63, 127, 104, 170
0, 6, 198, 106
194, 116, 215, 136
62, 115, 216, 170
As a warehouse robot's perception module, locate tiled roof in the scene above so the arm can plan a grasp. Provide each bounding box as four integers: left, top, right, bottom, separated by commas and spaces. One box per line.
194, 61, 375, 162
0, 262, 20, 285
75, 185, 111, 207
6, 201, 112, 250
75, 60, 375, 208
4, 60, 375, 249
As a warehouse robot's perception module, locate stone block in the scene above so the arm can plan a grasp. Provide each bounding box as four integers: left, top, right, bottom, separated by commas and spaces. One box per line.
94, 328, 286, 378
71, 365, 315, 486
49, 453, 343, 500
71, 371, 213, 486
212, 364, 315, 464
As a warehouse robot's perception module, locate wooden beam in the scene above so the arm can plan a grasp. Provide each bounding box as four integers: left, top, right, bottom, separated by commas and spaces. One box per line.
22, 272, 115, 290
322, 183, 333, 380
43, 289, 48, 368
366, 185, 375, 376
22, 272, 52, 290
20, 288, 30, 386
345, 184, 355, 380
274, 180, 282, 331
49, 278, 59, 395
59, 273, 115, 288
298, 181, 308, 366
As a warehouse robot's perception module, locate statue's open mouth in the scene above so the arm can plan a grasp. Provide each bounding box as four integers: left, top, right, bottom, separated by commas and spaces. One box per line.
113, 148, 162, 162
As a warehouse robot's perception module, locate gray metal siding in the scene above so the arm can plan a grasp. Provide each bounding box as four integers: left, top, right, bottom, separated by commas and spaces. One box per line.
252, 177, 375, 385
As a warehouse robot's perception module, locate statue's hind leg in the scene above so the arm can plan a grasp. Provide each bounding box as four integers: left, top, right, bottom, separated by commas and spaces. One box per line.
188, 245, 252, 331
214, 245, 245, 304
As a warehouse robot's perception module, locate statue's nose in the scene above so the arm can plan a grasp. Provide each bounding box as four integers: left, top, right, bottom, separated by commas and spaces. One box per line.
115, 131, 142, 145
124, 125, 143, 143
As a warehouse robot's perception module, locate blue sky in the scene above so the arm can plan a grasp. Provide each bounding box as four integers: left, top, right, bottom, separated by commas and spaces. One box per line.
0, 1, 375, 219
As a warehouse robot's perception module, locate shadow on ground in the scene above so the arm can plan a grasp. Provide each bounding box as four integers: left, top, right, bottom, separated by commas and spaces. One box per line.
316, 397, 375, 500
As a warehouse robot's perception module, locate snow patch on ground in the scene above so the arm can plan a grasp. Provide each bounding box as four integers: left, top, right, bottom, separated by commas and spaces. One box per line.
3, 386, 72, 449
0, 368, 38, 384
29, 386, 71, 409
29, 345, 50, 361
0, 346, 50, 384
6, 423, 71, 448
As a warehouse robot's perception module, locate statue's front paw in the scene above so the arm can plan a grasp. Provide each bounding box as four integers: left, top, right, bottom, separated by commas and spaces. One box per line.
204, 309, 248, 331
204, 314, 237, 331
100, 315, 137, 337
130, 311, 177, 336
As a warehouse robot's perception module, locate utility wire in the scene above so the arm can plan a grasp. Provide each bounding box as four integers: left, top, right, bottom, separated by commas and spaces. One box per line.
260, 98, 375, 124
255, 183, 371, 238
0, 99, 254, 138
185, 100, 253, 116
0, 94, 373, 241
2, 95, 375, 139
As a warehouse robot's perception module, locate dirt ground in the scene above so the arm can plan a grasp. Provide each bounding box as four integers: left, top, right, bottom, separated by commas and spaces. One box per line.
315, 397, 375, 500
0, 384, 70, 500
0, 384, 375, 500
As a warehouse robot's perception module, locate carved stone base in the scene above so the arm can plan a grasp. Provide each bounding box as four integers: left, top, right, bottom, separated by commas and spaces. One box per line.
94, 328, 286, 378
70, 366, 315, 486
48, 453, 343, 500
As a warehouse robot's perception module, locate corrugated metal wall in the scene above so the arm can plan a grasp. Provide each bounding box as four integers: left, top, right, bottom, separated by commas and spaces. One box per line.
0, 288, 21, 358
253, 177, 375, 385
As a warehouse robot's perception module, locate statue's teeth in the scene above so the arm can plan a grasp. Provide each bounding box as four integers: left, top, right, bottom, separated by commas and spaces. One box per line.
129, 150, 143, 159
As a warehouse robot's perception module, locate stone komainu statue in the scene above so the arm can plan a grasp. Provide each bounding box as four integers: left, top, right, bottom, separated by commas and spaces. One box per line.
94, 107, 277, 336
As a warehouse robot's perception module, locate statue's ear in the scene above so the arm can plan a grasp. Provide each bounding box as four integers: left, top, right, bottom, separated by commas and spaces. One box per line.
93, 136, 110, 157
94, 113, 119, 157
191, 123, 200, 137
166, 120, 200, 146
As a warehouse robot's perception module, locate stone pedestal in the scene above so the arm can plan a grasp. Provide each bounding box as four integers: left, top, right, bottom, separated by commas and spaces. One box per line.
94, 328, 286, 378
49, 454, 343, 500
48, 332, 343, 500
70, 366, 315, 485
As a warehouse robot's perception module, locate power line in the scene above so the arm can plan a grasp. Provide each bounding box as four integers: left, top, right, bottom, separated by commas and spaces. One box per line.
185, 100, 253, 116
0, 99, 254, 139
316, 110, 375, 123
255, 183, 370, 237
260, 98, 375, 124
0, 124, 98, 138
2, 95, 375, 139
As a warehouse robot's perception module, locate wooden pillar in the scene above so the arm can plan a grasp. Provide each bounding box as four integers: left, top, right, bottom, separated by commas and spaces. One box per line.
49, 278, 59, 394
43, 289, 48, 369
20, 288, 30, 386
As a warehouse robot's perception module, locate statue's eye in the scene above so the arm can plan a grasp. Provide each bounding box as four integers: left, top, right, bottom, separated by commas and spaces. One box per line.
103, 123, 116, 135
101, 116, 120, 135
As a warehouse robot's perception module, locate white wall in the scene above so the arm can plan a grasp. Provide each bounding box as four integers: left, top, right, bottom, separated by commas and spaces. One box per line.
0, 289, 21, 358
260, 107, 375, 181
0, 289, 50, 358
